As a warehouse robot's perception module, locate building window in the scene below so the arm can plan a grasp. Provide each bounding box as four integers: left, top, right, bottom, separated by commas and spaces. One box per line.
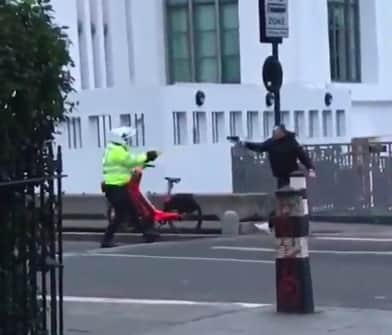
65, 117, 83, 149
89, 115, 112, 148
173, 111, 188, 145
119, 113, 146, 147
294, 110, 305, 138
246, 111, 260, 140
229, 111, 242, 137
134, 113, 146, 147
263, 111, 273, 138
124, 0, 134, 81
336, 109, 346, 137
281, 110, 290, 129
212, 111, 225, 143
192, 111, 207, 144
77, 21, 89, 89
309, 110, 320, 138
103, 0, 114, 88
166, 0, 240, 84
322, 110, 333, 137
328, 0, 361, 82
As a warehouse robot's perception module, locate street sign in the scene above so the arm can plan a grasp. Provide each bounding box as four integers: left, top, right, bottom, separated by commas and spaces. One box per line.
259, 0, 289, 41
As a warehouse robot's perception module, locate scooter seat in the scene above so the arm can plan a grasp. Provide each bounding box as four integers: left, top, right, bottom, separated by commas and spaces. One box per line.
165, 177, 181, 183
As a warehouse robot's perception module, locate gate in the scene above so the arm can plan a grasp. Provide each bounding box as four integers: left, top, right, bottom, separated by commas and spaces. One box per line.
0, 145, 65, 335
231, 142, 392, 216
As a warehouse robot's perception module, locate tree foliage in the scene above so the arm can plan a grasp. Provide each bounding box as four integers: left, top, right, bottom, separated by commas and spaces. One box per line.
0, 1, 74, 334
0, 0, 75, 176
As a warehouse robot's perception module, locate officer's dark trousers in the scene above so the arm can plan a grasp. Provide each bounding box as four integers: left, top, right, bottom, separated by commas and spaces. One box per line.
102, 185, 139, 245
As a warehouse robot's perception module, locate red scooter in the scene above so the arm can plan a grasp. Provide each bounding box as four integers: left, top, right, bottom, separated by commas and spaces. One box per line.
101, 163, 184, 243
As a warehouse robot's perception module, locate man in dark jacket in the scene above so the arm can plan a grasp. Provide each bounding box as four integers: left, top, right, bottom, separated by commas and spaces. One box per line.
239, 125, 316, 188
237, 125, 315, 233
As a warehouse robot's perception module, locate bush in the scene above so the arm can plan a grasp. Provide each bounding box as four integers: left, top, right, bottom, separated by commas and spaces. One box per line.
0, 0, 75, 176
0, 1, 75, 334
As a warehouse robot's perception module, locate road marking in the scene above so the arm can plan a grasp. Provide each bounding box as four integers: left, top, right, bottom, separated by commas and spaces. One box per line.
73, 253, 274, 264
314, 237, 392, 242
81, 235, 234, 254
375, 296, 387, 300
64, 232, 217, 238
212, 246, 392, 256
60, 296, 269, 308
64, 252, 81, 258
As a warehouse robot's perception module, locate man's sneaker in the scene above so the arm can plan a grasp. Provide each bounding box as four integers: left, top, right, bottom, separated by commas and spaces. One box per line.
254, 222, 272, 235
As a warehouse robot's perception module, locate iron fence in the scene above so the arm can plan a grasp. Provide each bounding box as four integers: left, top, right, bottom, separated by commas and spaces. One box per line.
0, 145, 64, 335
231, 142, 392, 216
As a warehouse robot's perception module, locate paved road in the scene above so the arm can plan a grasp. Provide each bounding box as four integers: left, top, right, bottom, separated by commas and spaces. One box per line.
62, 231, 392, 334
63, 234, 392, 310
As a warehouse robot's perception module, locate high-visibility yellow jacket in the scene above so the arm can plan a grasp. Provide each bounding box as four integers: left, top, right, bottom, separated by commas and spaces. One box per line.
102, 143, 147, 186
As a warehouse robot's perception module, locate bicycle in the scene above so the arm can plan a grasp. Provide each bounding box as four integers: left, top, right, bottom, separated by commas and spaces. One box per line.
102, 159, 203, 243
159, 176, 203, 232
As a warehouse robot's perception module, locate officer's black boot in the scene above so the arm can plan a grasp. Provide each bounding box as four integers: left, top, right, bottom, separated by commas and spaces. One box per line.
142, 219, 160, 243
101, 223, 119, 248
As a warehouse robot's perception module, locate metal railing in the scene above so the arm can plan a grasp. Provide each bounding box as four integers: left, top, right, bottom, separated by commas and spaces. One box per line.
231, 142, 392, 216
0, 145, 65, 335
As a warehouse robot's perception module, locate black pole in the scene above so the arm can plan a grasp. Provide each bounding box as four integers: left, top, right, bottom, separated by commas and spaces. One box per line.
272, 42, 281, 126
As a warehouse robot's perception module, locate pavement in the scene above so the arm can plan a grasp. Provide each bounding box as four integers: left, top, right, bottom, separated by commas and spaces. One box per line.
62, 222, 392, 334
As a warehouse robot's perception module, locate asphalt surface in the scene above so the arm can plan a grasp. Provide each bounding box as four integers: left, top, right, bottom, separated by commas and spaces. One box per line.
63, 233, 392, 311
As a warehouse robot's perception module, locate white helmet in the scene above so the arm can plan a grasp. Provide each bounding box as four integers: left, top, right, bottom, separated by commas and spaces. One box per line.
108, 126, 137, 146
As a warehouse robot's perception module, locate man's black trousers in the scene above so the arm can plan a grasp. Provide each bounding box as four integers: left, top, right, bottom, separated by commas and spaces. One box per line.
277, 176, 290, 189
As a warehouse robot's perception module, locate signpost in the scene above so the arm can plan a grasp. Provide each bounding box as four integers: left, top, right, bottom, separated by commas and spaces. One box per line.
265, 0, 289, 38
259, 0, 289, 126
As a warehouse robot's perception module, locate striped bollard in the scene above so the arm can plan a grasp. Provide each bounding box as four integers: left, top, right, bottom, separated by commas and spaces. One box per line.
290, 171, 309, 217
269, 172, 314, 314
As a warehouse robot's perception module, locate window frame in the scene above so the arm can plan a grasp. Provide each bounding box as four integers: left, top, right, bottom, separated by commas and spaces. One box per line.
328, 0, 361, 82
165, 0, 240, 84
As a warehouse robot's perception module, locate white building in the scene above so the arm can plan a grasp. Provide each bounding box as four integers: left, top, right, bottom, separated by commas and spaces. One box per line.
51, 0, 392, 194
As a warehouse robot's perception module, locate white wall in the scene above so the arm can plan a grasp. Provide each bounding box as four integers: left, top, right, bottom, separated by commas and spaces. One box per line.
50, 0, 392, 194
51, 0, 81, 89
373, 0, 392, 87
131, 0, 167, 85
51, 1, 392, 93
58, 83, 351, 194
350, 101, 392, 138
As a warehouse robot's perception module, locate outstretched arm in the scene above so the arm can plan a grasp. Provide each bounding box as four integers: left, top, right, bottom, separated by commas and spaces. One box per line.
242, 138, 272, 153
123, 151, 148, 169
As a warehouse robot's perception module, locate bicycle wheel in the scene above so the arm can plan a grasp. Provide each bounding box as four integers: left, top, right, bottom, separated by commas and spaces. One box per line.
163, 195, 203, 232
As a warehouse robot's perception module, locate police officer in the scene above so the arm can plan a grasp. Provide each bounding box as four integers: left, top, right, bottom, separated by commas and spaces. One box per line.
239, 124, 316, 188
101, 126, 158, 248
